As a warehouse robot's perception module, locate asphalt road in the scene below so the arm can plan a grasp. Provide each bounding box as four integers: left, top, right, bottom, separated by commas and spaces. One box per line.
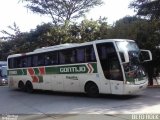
0, 86, 160, 119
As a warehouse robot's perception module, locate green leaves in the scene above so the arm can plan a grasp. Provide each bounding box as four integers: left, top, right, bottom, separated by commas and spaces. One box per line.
130, 0, 160, 20
0, 18, 109, 60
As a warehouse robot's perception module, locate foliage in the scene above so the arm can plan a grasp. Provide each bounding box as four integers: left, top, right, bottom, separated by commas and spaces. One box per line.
0, 18, 109, 60
20, 0, 103, 25
1, 17, 160, 61
107, 16, 140, 39
130, 0, 160, 20
1, 22, 21, 40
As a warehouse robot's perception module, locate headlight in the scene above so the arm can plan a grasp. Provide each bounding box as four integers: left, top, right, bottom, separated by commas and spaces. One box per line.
2, 79, 5, 81
125, 81, 135, 85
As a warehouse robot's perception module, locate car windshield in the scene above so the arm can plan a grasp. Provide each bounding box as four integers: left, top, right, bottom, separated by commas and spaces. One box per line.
116, 41, 146, 83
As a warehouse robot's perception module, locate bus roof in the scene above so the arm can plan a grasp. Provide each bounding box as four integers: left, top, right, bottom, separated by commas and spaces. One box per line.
8, 39, 135, 58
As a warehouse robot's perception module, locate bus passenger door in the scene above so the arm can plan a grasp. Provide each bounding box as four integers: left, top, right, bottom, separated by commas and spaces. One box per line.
98, 72, 111, 94
97, 42, 124, 95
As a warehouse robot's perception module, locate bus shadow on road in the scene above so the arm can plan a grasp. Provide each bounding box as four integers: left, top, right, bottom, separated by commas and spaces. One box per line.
100, 94, 140, 100
14, 89, 140, 100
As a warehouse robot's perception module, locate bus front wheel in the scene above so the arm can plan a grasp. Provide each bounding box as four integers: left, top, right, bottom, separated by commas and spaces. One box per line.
85, 82, 99, 97
25, 81, 33, 93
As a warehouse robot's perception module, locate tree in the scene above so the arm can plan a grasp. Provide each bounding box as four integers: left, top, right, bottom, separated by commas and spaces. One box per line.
70, 17, 109, 43
0, 18, 109, 60
79, 19, 100, 42
20, 0, 103, 25
1, 22, 21, 40
107, 16, 142, 40
130, 0, 160, 20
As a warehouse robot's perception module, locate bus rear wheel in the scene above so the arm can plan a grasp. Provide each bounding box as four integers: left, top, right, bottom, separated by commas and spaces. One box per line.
25, 81, 33, 93
85, 82, 99, 97
18, 81, 25, 91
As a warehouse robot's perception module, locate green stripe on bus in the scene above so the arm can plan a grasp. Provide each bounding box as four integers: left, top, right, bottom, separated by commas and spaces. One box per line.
38, 76, 43, 83
8, 63, 97, 75
45, 67, 59, 74
34, 68, 39, 75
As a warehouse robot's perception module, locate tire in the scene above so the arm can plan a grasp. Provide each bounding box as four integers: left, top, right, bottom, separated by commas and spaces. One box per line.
25, 81, 33, 93
85, 82, 99, 97
18, 81, 25, 91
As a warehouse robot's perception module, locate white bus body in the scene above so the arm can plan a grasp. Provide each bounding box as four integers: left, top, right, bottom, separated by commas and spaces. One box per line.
7, 39, 152, 96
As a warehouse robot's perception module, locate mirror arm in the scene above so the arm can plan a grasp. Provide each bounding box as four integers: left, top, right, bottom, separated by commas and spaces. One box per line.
140, 49, 152, 62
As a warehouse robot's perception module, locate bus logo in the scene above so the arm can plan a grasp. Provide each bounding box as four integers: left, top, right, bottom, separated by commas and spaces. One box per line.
59, 63, 95, 74
60, 66, 86, 73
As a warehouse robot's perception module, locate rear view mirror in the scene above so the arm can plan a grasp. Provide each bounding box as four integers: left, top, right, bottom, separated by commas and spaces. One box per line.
140, 50, 152, 62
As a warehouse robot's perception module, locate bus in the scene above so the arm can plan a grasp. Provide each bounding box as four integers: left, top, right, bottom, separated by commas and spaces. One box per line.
7, 39, 152, 97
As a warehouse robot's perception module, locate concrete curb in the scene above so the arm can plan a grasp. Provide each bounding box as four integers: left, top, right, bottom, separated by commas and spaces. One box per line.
147, 85, 160, 88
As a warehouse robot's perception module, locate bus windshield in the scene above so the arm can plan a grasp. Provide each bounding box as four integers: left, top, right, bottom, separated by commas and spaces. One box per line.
116, 41, 147, 84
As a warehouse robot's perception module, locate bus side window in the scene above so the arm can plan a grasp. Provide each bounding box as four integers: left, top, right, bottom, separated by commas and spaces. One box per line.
85, 46, 96, 62
37, 54, 45, 66
8, 58, 14, 68
12, 58, 17, 68
59, 49, 76, 64
9, 57, 23, 68
16, 57, 21, 68
71, 50, 76, 63
27, 56, 32, 67
20, 57, 27, 67
32, 55, 38, 67
45, 52, 58, 66
76, 47, 85, 63
59, 51, 65, 64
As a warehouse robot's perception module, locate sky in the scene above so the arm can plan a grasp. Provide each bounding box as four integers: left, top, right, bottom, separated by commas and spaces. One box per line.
0, 0, 135, 36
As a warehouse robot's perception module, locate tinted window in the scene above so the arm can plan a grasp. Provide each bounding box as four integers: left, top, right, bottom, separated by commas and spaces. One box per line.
8, 58, 14, 68
97, 42, 123, 81
76, 47, 85, 63
45, 52, 58, 65
27, 56, 32, 67
32, 54, 45, 67
59, 49, 76, 64
59, 45, 96, 64
14, 57, 21, 68
8, 45, 97, 68
20, 57, 28, 67
85, 46, 96, 62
